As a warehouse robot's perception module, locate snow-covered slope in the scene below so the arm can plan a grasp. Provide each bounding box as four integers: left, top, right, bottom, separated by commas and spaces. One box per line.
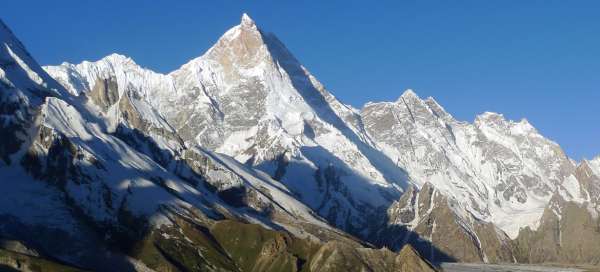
0, 19, 67, 165
22, 73, 341, 243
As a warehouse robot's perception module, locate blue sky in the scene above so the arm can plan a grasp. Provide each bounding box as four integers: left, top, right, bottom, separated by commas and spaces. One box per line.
2, 1, 599, 160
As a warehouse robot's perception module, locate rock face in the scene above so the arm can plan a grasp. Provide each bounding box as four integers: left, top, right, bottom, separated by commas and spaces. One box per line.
88, 76, 119, 111
513, 158, 600, 265
376, 183, 515, 263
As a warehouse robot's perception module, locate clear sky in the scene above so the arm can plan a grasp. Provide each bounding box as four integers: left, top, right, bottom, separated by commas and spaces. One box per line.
2, 1, 599, 160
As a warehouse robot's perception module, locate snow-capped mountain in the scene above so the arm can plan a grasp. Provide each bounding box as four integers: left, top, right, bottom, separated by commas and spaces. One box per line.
42, 14, 600, 264
361, 90, 575, 237
361, 90, 583, 261
45, 13, 409, 236
2, 11, 599, 270
1, 17, 438, 272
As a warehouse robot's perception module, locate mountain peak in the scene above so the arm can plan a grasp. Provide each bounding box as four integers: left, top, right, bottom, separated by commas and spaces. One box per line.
240, 13, 256, 29
424, 96, 440, 108
102, 53, 136, 65
0, 19, 64, 95
588, 156, 600, 177
397, 89, 420, 102
424, 96, 453, 120
478, 111, 504, 120
518, 118, 534, 129
402, 89, 418, 97
474, 111, 506, 127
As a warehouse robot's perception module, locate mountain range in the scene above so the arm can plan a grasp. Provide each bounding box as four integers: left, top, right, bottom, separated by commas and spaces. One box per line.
0, 13, 598, 271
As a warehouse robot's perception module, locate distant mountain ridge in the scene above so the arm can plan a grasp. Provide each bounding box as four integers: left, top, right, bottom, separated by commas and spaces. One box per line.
1, 13, 599, 271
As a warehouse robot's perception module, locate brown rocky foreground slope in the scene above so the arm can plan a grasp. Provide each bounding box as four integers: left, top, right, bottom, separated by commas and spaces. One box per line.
130, 217, 437, 272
